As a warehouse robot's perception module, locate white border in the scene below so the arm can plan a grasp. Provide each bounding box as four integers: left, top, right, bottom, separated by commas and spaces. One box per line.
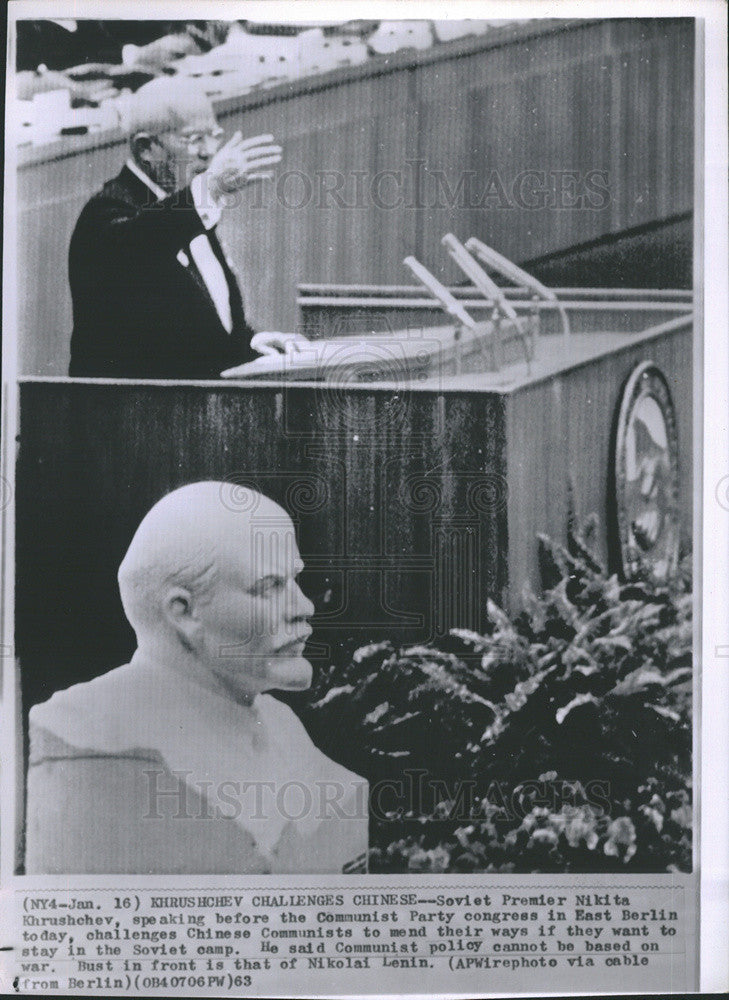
2, 2, 728, 996
697, 3, 729, 994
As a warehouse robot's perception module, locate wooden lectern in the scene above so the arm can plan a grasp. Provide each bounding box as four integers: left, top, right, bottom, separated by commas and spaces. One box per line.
16, 245, 692, 709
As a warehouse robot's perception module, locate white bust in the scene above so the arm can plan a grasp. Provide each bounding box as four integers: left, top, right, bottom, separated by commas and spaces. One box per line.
26, 482, 368, 874
117, 480, 315, 705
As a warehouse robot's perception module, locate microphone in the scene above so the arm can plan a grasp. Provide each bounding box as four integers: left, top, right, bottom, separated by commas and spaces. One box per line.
465, 236, 570, 337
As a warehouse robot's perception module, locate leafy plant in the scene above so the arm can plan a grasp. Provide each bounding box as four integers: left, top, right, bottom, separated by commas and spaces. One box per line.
302, 517, 692, 872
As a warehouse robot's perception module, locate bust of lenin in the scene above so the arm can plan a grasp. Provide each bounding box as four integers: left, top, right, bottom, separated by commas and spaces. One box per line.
25, 482, 368, 874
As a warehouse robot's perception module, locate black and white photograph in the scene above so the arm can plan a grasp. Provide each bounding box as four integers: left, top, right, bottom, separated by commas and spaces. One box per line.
1, 1, 727, 997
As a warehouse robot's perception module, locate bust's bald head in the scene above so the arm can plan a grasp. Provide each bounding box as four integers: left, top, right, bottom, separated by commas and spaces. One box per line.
118, 482, 314, 699
119, 481, 290, 636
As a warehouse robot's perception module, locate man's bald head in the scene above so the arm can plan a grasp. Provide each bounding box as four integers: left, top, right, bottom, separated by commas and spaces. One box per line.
123, 77, 221, 194
118, 482, 292, 638
123, 76, 215, 141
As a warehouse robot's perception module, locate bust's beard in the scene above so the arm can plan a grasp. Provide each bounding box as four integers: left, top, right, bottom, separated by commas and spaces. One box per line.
204, 651, 314, 705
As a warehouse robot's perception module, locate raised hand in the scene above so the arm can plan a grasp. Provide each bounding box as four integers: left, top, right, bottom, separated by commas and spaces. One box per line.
206, 131, 282, 202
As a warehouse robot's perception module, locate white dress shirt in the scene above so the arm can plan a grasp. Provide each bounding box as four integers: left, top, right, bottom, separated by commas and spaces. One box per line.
126, 159, 233, 333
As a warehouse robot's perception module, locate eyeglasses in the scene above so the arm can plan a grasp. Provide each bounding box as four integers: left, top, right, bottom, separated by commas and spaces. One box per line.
163, 128, 225, 154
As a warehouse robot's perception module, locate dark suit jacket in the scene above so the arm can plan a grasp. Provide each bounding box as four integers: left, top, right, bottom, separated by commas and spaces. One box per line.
68, 165, 258, 379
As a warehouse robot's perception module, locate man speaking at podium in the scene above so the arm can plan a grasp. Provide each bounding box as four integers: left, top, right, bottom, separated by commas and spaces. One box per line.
25, 482, 369, 874
68, 78, 297, 378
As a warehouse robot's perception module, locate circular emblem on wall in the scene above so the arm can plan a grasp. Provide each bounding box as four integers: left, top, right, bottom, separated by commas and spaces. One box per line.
613, 361, 680, 580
